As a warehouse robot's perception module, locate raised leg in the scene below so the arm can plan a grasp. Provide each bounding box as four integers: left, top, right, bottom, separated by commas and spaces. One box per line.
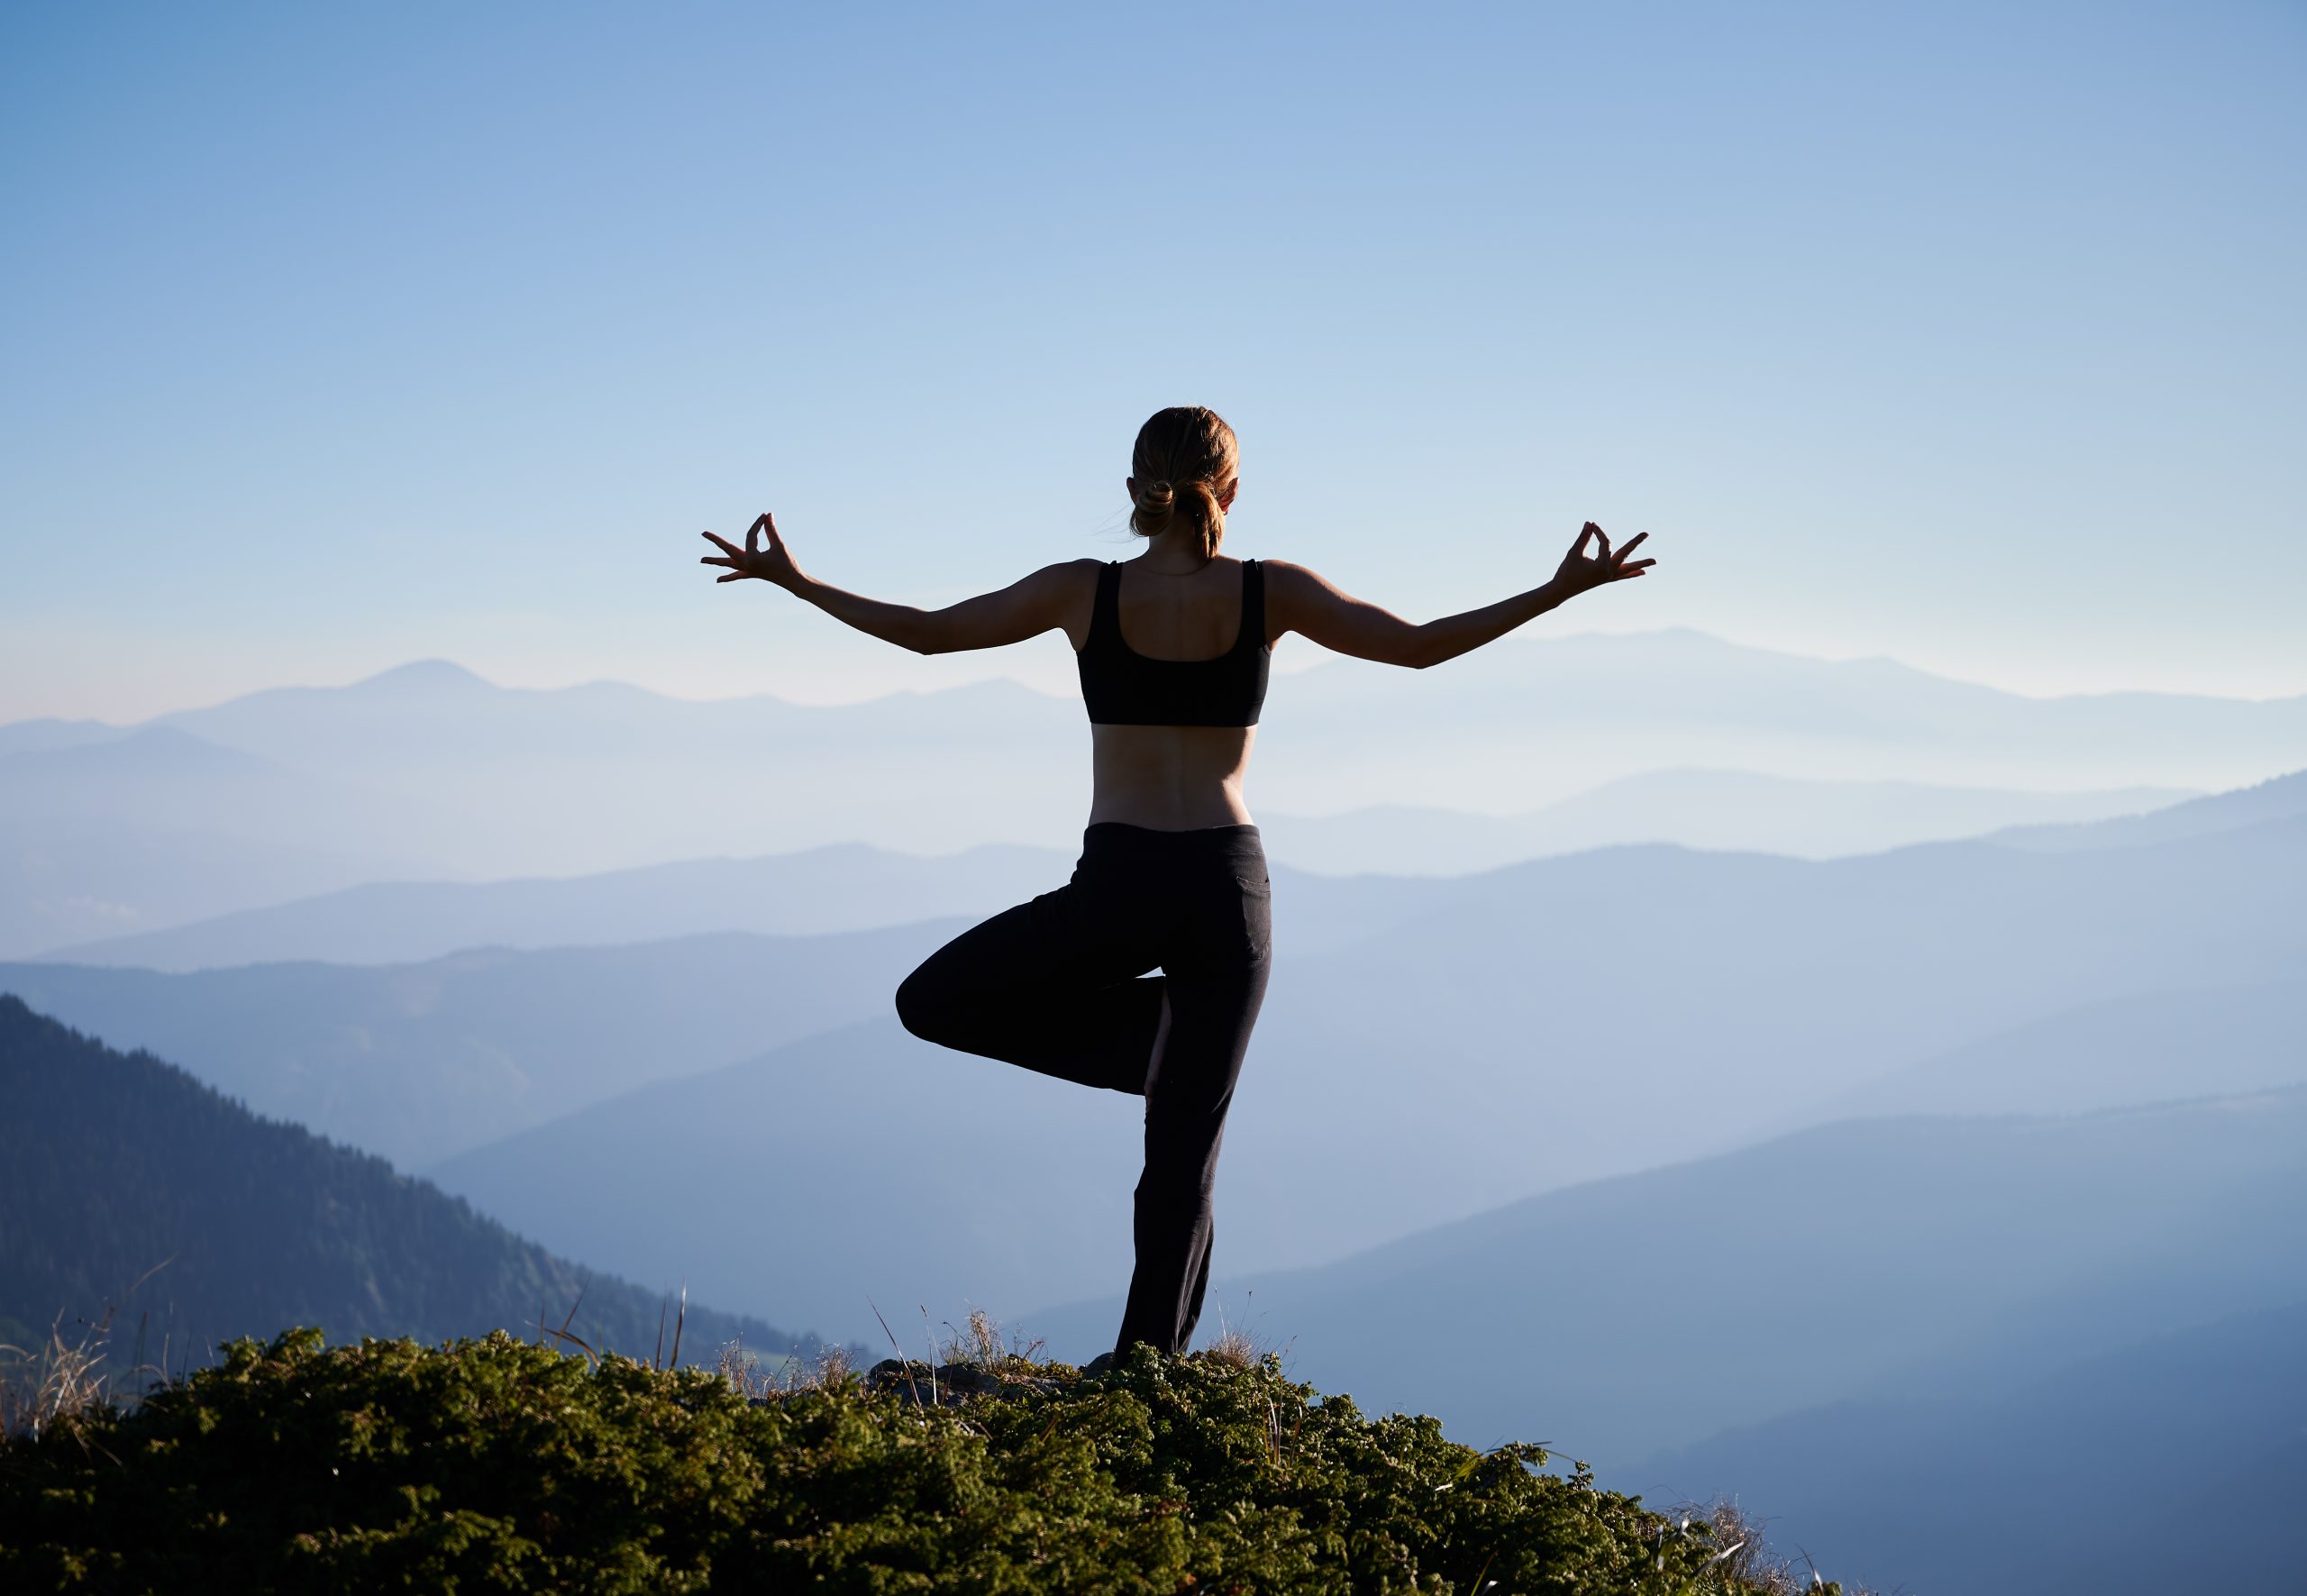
894, 885, 1168, 1096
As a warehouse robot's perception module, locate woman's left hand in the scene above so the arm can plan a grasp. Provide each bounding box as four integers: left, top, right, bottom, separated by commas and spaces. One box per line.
1553, 522, 1655, 597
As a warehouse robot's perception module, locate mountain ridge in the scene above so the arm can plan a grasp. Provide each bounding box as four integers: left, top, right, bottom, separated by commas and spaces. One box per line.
37, 767, 2215, 971
182, 634, 2307, 716
18, 627, 2306, 741
28, 789, 2293, 1324
0, 994, 828, 1369
9, 635, 2302, 955
1008, 1085, 2307, 1465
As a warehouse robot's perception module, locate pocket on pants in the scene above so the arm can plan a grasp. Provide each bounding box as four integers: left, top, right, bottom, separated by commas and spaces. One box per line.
1228, 872, 1274, 962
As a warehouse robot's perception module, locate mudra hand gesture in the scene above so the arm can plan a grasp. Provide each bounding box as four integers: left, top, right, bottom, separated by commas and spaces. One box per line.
1553, 521, 1655, 597
700, 513, 800, 589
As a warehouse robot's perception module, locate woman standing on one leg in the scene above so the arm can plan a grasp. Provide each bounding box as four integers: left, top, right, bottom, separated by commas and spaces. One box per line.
700, 406, 1656, 1364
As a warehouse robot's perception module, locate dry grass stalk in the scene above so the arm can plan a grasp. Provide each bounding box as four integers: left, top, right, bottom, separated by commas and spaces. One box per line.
936, 1307, 1046, 1377
1200, 1292, 1289, 1372
866, 1299, 924, 1407
1202, 1324, 1262, 1369
0, 1307, 154, 1442
814, 1343, 854, 1388
1661, 1495, 1892, 1595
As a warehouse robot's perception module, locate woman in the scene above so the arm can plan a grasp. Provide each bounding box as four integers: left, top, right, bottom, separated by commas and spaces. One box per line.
699, 405, 1655, 1367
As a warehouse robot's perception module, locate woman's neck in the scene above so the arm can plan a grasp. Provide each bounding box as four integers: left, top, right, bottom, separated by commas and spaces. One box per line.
1135, 529, 1225, 573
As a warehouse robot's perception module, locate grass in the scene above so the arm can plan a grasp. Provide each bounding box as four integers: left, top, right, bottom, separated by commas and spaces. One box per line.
1200, 1290, 1290, 1372
1654, 1499, 1892, 1596
0, 1316, 1865, 1593
938, 1305, 1044, 1371
0, 1306, 157, 1444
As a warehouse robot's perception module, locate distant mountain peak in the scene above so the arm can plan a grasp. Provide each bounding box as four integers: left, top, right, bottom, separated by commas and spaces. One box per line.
354, 660, 495, 693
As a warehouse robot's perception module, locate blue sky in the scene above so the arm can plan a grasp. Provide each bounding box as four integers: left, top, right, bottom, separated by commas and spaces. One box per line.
5, 0, 2301, 722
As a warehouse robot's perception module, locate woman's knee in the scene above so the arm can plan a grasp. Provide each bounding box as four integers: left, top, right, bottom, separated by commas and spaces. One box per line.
1138, 1115, 1227, 1192
893, 963, 947, 1041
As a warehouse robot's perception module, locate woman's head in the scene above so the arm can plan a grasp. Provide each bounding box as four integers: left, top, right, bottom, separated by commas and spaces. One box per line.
1127, 406, 1238, 561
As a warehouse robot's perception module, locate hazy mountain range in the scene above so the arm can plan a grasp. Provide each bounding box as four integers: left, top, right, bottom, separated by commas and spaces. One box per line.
42, 843, 1075, 973
7, 631, 2299, 956
1258, 768, 2188, 876
10, 772, 2302, 1325
1631, 1300, 2307, 1595
28, 772, 2189, 974
1010, 1088, 2307, 1596
1017, 1087, 2307, 1474
0, 725, 452, 958
0, 859, 1563, 1166
377, 794, 2303, 1346
8, 640, 2304, 1595
0, 925, 952, 1169
14, 974, 2295, 1596
1788, 978, 2306, 1125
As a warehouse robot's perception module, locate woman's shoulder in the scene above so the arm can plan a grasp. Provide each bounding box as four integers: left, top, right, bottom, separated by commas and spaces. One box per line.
1249, 555, 1318, 589
1025, 557, 1108, 588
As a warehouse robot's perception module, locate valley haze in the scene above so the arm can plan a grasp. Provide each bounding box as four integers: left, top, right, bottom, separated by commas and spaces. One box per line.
5, 628, 2292, 959
13, 648, 2297, 1595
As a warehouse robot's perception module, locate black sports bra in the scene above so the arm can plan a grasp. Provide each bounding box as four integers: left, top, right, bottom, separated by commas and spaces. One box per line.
1078, 558, 1270, 727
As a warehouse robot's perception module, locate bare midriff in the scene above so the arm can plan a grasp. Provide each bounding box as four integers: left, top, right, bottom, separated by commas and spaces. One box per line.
1086, 723, 1259, 830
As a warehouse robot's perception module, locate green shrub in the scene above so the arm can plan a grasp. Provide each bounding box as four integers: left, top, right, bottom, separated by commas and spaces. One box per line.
0, 1327, 1834, 1594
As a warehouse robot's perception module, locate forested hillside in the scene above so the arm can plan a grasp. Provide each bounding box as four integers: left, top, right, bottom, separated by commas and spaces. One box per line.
0, 997, 824, 1370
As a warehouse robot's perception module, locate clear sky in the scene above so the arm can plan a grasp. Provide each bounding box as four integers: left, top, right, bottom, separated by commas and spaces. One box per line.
4, 0, 2302, 724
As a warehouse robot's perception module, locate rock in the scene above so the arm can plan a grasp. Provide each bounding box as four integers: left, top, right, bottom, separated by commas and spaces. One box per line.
861, 1356, 1066, 1407
867, 1357, 934, 1390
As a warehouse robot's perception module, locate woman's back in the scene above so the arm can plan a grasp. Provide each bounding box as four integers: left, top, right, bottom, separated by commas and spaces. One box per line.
1070, 553, 1266, 832
1072, 554, 1264, 666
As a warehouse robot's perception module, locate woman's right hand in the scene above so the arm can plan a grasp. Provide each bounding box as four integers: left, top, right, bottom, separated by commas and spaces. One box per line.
700, 512, 801, 589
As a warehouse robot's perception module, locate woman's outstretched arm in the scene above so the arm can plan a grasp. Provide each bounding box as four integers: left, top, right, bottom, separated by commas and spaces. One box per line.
700, 512, 1083, 656
1267, 522, 1655, 670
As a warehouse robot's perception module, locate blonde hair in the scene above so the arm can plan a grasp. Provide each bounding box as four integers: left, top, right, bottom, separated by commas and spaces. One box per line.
1129, 406, 1238, 561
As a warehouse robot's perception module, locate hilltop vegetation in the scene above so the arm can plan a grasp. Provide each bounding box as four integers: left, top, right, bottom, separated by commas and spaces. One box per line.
0, 1328, 1843, 1594
0, 996, 824, 1372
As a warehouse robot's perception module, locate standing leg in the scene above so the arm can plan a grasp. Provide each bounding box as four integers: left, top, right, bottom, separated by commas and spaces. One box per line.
1112, 868, 1272, 1355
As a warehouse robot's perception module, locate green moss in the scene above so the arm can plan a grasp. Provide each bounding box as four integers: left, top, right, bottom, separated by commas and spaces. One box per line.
0, 1327, 1828, 1594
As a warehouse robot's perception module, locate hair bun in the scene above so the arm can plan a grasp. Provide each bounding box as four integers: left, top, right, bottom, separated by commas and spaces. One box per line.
1128, 406, 1238, 560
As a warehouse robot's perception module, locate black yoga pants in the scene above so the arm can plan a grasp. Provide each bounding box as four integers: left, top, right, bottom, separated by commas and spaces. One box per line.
893, 820, 1273, 1358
